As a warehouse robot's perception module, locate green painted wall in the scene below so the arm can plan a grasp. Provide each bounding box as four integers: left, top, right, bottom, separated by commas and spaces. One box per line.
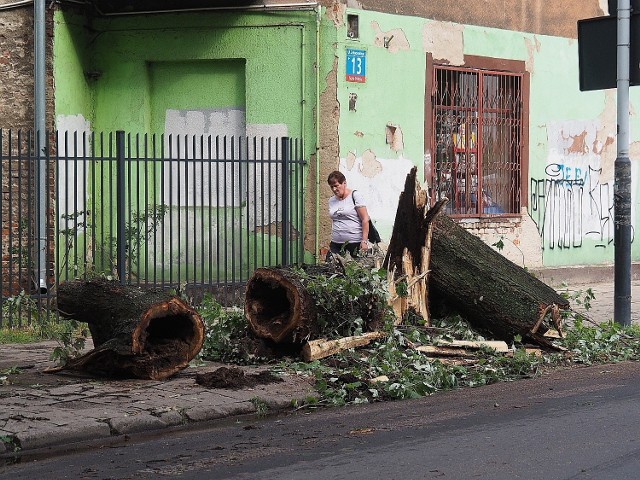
148, 59, 246, 132
55, 11, 318, 138
53, 7, 640, 270
52, 9, 323, 283
53, 11, 93, 124
334, 9, 640, 268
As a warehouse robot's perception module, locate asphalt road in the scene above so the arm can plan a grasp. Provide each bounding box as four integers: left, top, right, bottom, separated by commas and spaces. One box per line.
3, 361, 640, 480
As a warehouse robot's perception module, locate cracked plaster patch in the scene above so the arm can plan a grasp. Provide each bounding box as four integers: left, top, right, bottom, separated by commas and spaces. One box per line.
422, 20, 464, 65
345, 151, 357, 170
328, 2, 345, 26
524, 36, 540, 73
346, 150, 383, 178
360, 149, 383, 178
371, 21, 410, 53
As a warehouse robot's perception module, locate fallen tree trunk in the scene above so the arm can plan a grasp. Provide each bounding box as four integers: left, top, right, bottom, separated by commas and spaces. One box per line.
386, 167, 569, 348
428, 213, 569, 347
49, 279, 205, 380
244, 264, 386, 344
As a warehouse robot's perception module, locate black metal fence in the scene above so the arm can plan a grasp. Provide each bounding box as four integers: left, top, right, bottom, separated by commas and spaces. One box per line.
1, 129, 306, 327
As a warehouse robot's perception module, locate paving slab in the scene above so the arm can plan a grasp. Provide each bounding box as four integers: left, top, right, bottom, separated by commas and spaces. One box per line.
0, 342, 315, 456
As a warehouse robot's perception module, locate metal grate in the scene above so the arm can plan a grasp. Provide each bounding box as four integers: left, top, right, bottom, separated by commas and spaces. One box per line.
1, 129, 306, 326
432, 66, 523, 216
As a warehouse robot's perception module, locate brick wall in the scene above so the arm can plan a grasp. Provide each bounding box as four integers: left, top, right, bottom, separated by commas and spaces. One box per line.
458, 216, 528, 267
1, 5, 55, 297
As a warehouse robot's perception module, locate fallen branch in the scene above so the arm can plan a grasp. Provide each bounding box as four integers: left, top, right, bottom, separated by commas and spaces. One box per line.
415, 345, 476, 357
302, 332, 386, 361
437, 339, 510, 353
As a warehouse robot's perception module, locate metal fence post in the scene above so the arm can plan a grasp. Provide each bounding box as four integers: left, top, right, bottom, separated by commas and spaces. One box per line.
116, 131, 126, 284
281, 137, 290, 266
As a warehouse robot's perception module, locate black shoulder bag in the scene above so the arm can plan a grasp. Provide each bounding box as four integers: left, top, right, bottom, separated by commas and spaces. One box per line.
352, 190, 382, 244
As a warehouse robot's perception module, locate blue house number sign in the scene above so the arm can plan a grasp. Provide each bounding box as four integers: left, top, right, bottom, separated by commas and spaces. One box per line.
346, 48, 366, 83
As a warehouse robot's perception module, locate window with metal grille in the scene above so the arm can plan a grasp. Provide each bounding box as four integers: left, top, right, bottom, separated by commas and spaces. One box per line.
431, 65, 524, 216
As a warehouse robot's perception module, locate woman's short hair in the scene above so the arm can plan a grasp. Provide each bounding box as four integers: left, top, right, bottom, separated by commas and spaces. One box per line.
327, 170, 346, 184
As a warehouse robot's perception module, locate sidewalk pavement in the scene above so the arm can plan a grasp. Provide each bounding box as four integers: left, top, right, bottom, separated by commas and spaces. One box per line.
0, 342, 315, 457
1, 266, 638, 458
532, 265, 640, 324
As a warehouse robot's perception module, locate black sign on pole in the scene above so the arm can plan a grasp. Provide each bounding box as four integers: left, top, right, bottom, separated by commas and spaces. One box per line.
578, 15, 640, 91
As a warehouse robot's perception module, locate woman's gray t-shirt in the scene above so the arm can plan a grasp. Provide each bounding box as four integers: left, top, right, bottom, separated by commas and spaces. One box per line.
328, 190, 366, 243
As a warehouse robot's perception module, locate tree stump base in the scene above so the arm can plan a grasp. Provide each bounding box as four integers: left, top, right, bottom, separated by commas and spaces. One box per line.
48, 279, 205, 380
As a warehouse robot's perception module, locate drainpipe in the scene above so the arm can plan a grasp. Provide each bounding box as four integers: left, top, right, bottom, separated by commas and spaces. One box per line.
34, 0, 47, 293
614, 0, 632, 325
314, 5, 321, 263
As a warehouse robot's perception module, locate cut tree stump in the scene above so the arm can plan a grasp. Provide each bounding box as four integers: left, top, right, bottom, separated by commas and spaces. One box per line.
49, 279, 205, 380
244, 263, 386, 344
386, 167, 569, 349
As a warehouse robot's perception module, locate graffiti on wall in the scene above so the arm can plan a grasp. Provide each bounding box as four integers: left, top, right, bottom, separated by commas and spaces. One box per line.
529, 120, 630, 250
530, 162, 613, 249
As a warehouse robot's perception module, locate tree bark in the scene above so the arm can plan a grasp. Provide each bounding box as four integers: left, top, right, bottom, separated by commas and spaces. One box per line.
50, 279, 205, 380
244, 264, 386, 344
427, 213, 569, 347
386, 166, 569, 348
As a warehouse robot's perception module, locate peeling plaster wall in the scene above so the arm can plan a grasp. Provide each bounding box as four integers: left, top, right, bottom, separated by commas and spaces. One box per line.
331, 9, 426, 247
330, 6, 640, 268
321, 0, 604, 39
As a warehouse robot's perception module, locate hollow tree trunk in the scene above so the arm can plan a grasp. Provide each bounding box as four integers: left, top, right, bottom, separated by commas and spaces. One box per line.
245, 266, 320, 343
51, 279, 205, 380
244, 264, 385, 343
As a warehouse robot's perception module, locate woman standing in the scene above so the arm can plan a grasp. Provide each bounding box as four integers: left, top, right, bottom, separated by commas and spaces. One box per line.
327, 170, 370, 258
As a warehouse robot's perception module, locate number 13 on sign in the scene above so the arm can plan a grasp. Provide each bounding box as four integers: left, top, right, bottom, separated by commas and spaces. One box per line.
346, 49, 366, 83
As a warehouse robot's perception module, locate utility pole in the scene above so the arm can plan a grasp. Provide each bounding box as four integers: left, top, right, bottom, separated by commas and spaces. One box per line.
615, 0, 632, 326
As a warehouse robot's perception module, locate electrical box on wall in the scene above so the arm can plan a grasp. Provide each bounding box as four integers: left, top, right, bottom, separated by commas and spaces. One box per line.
347, 14, 359, 39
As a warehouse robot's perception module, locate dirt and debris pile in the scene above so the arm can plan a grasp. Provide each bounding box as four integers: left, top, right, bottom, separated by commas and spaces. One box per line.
195, 366, 283, 390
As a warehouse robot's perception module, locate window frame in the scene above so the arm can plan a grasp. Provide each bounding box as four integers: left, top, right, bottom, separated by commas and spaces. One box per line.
424, 54, 530, 217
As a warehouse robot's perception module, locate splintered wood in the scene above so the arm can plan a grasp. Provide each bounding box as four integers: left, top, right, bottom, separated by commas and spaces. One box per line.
384, 167, 444, 325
